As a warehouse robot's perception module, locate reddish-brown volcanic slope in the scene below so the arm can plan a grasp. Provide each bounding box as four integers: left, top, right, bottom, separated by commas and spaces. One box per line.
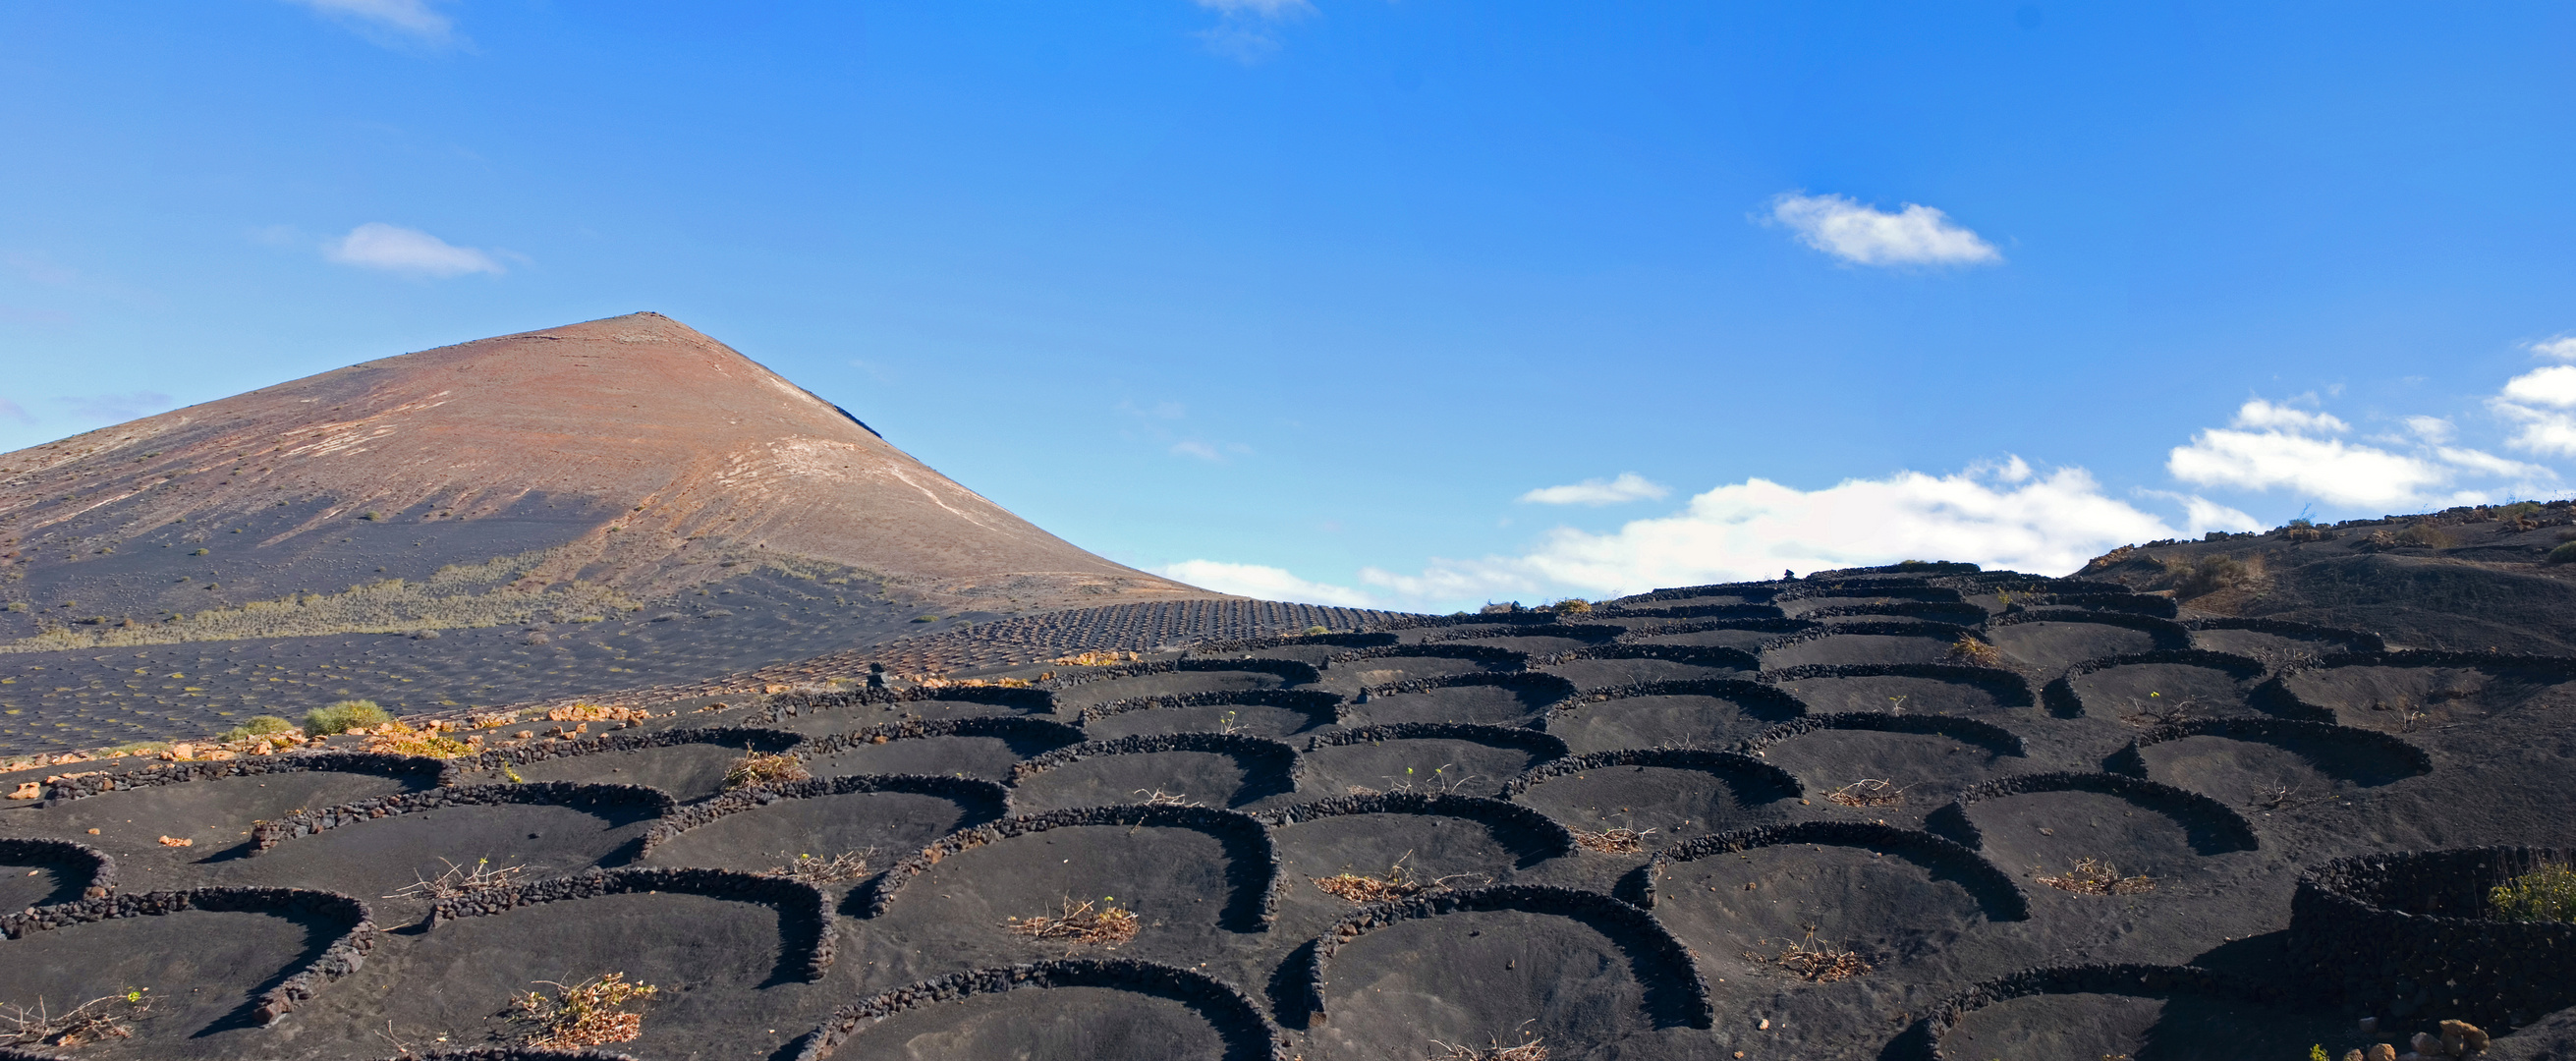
0, 312, 1206, 609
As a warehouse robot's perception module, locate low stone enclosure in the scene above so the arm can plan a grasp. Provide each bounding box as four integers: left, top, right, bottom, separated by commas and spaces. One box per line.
6, 561, 2575, 1059
2292, 847, 2576, 1027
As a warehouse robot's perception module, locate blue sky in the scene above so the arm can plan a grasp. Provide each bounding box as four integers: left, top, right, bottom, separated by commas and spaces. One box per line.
4, 1, 2574, 611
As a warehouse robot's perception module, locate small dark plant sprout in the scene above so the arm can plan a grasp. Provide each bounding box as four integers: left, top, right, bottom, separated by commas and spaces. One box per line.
303, 698, 391, 735
723, 753, 810, 790
384, 857, 527, 901
1312, 852, 1484, 904
1005, 896, 1140, 946
2489, 859, 2576, 922
1827, 779, 1907, 808
761, 849, 873, 885
514, 974, 656, 1049
0, 988, 151, 1048
2037, 857, 2156, 895
1428, 1021, 1547, 1061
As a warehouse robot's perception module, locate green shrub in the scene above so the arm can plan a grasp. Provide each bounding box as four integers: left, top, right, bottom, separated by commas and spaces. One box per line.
2491, 861, 2576, 922
304, 699, 392, 735
2394, 523, 2454, 548
218, 714, 297, 743
2548, 542, 2576, 565
2501, 501, 2543, 521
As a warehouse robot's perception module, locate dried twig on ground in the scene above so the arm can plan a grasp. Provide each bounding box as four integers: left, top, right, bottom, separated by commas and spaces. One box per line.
0, 989, 151, 1048
760, 849, 873, 885
1130, 789, 1202, 807
1570, 826, 1655, 854
2037, 857, 2156, 895
514, 974, 656, 1049
384, 857, 528, 901
722, 753, 810, 790
1826, 779, 1907, 808
1772, 934, 1873, 982
1005, 897, 1140, 946
1312, 854, 1483, 904
1428, 1023, 1548, 1060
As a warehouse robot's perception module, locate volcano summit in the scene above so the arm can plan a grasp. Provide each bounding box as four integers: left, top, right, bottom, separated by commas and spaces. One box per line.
0, 314, 1366, 749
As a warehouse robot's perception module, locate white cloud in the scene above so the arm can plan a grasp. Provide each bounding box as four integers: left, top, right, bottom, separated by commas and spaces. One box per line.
2172, 398, 2552, 508
1349, 461, 2184, 611
1159, 560, 1374, 608
2178, 495, 2263, 535
286, 0, 455, 45
2233, 398, 2349, 433
1170, 440, 1223, 461
1767, 192, 2002, 267
2527, 334, 2576, 361
2500, 364, 2576, 408
2169, 427, 2458, 509
325, 223, 503, 277
1517, 473, 1671, 506
0, 398, 32, 424
2404, 416, 2455, 443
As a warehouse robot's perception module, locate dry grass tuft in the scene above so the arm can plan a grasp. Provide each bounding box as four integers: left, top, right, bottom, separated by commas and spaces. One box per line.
0, 989, 151, 1047
514, 974, 656, 1049
384, 857, 528, 901
1826, 779, 1907, 808
1005, 897, 1141, 947
722, 753, 810, 790
761, 849, 873, 885
1570, 826, 1655, 854
2038, 857, 2156, 895
1946, 637, 2003, 667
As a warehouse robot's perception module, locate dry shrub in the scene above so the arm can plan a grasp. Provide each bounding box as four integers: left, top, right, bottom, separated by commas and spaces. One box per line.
515, 974, 656, 1049
1773, 934, 1873, 982
1428, 1024, 1547, 1061
761, 850, 872, 885
723, 753, 810, 790
1312, 855, 1479, 904
1570, 826, 1654, 854
364, 721, 474, 758
1826, 779, 1907, 808
2038, 857, 2156, 895
2491, 858, 2576, 922
384, 857, 527, 901
1005, 897, 1140, 946
1547, 598, 1593, 614
545, 703, 650, 723
1130, 789, 1202, 807
0, 988, 151, 1047
1050, 650, 1140, 666
2159, 554, 2250, 599
2395, 523, 2456, 548
1946, 637, 2003, 666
